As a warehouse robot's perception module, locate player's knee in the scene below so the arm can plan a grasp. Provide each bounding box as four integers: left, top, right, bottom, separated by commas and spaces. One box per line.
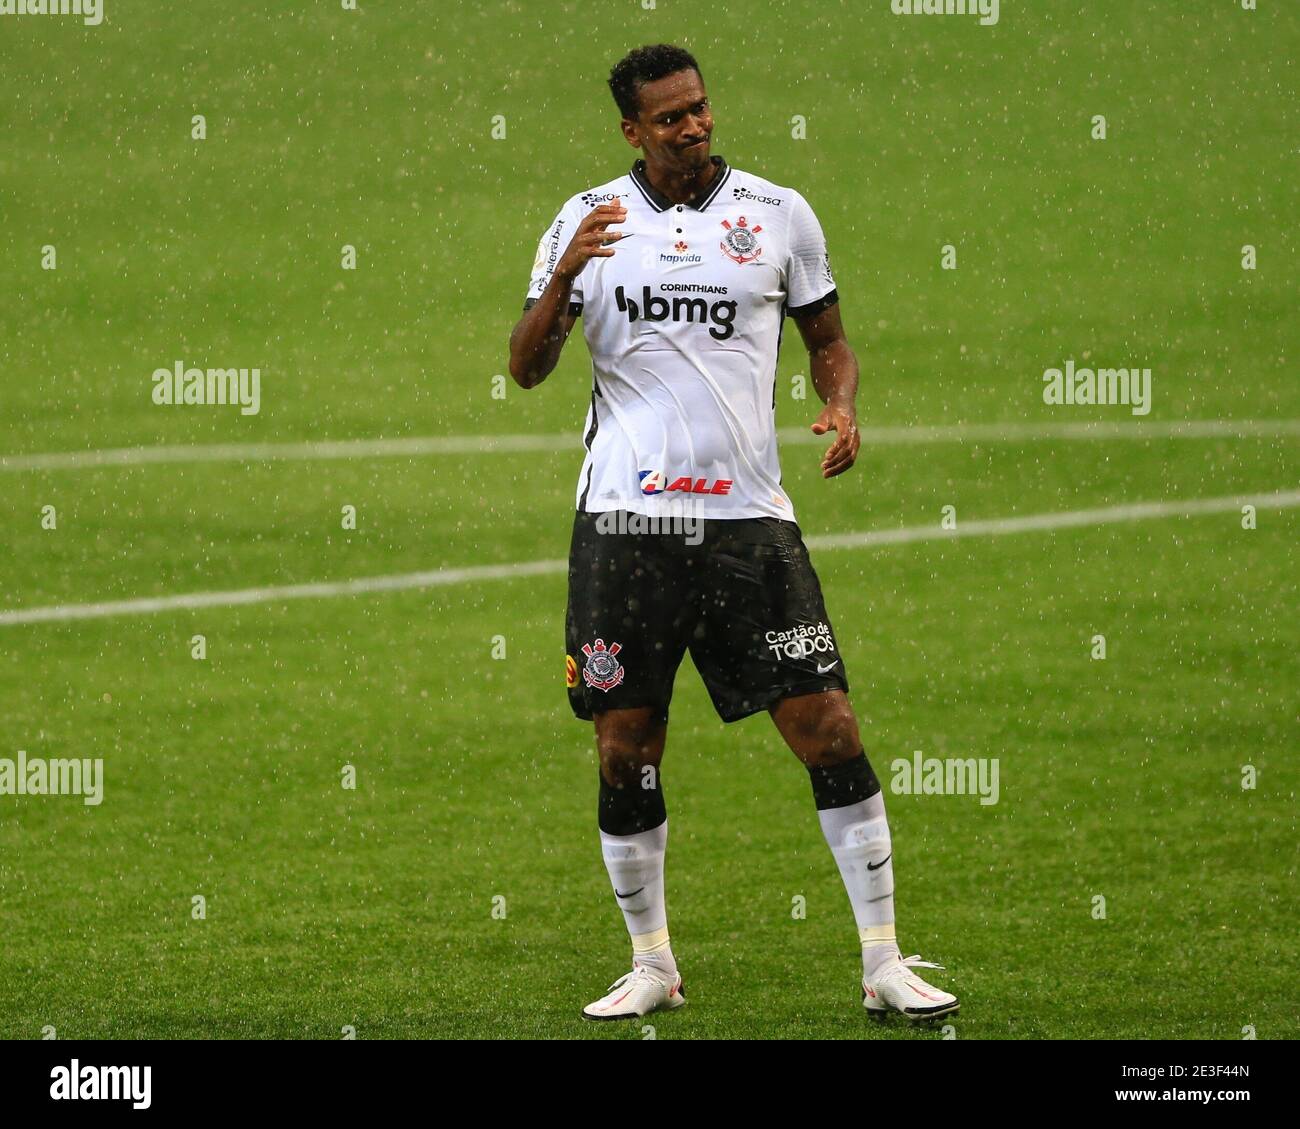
596, 714, 668, 836
599, 745, 646, 790
788, 699, 861, 766
595, 714, 664, 789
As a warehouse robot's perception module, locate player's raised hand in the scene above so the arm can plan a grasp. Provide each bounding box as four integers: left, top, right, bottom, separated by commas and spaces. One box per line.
811, 401, 860, 478
556, 204, 629, 281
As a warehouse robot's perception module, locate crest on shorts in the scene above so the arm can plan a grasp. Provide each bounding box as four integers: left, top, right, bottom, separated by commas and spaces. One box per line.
581, 638, 624, 692
720, 216, 762, 265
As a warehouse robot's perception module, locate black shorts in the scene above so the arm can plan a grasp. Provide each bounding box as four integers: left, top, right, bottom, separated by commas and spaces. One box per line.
564, 510, 850, 723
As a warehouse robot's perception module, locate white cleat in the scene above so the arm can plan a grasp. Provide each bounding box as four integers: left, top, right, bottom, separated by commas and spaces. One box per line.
862, 954, 959, 1021
581, 965, 686, 1021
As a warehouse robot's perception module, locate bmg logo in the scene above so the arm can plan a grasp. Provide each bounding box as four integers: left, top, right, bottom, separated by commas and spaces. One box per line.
614, 285, 737, 341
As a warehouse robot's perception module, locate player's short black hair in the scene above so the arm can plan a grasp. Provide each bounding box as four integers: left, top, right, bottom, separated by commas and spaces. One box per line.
608, 44, 702, 121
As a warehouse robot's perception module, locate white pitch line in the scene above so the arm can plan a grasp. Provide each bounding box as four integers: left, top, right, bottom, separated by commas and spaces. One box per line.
2, 419, 1297, 473
0, 559, 568, 626
0, 490, 1294, 627
806, 490, 1300, 549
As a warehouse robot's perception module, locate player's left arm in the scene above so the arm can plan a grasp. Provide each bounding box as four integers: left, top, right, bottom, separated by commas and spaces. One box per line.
794, 302, 860, 479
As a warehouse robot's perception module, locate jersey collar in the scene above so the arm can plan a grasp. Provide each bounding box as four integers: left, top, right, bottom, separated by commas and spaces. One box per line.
629, 155, 731, 213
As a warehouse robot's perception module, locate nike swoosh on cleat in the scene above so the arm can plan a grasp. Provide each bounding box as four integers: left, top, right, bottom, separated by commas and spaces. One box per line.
816, 660, 839, 673
866, 853, 891, 871
614, 887, 645, 899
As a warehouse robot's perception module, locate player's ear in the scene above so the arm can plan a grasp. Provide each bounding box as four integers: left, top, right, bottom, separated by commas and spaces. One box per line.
620, 119, 642, 149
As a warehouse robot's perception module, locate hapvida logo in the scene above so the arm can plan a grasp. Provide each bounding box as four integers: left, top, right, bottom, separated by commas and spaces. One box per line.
614, 284, 737, 340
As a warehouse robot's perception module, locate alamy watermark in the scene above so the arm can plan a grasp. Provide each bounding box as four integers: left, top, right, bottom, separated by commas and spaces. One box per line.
891, 750, 999, 806
152, 361, 261, 415
50, 1061, 150, 1109
891, 0, 999, 27
1043, 360, 1151, 416
0, 0, 103, 26
1, 750, 104, 806
594, 498, 706, 546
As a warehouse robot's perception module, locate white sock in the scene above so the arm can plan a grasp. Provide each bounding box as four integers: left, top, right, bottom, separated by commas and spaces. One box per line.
818, 791, 902, 979
600, 821, 677, 976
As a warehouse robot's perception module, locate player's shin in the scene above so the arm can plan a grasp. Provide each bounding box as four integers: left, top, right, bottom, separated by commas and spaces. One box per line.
598, 775, 676, 976
808, 754, 903, 978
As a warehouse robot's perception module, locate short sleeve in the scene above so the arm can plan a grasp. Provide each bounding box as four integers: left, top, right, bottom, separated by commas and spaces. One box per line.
785, 191, 839, 318
523, 199, 584, 316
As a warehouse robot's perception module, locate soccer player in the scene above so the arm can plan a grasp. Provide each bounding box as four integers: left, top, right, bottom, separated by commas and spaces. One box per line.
508, 44, 958, 1023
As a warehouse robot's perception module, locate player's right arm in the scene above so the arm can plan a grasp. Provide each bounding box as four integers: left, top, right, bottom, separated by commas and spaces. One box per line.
508, 203, 627, 389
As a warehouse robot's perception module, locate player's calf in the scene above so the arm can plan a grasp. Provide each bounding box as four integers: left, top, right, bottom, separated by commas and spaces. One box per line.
796, 737, 962, 1021
586, 710, 683, 1020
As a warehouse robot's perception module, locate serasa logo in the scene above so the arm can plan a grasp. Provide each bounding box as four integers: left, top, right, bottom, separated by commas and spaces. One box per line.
732, 185, 782, 206
639, 471, 733, 496
581, 191, 628, 207
614, 284, 737, 341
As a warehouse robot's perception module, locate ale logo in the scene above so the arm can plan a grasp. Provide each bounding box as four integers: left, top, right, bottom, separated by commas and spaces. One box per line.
639, 470, 733, 496
565, 654, 578, 688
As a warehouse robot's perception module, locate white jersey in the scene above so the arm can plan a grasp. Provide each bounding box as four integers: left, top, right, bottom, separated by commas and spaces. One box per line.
523, 156, 838, 521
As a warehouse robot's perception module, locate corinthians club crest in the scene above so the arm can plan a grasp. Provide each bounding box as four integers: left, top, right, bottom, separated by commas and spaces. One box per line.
581, 638, 625, 692
720, 215, 762, 264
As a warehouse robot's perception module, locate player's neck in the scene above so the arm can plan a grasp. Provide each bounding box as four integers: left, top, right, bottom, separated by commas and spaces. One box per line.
641, 156, 720, 206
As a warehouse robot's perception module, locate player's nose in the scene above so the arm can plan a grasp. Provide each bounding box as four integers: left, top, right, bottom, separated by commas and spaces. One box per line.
683, 112, 711, 140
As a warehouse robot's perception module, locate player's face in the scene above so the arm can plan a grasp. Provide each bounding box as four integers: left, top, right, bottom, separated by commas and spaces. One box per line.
624, 69, 714, 173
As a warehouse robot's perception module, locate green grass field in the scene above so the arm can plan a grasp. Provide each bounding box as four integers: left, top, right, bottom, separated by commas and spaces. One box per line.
0, 1, 1296, 1039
